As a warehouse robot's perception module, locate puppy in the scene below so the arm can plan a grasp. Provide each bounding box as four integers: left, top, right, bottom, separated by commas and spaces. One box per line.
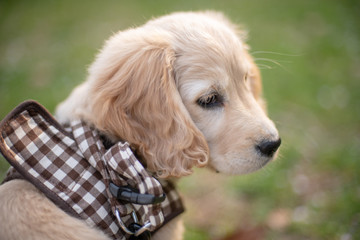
0, 11, 280, 240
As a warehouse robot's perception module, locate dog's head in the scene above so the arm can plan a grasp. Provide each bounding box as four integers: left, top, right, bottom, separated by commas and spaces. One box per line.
56, 11, 280, 178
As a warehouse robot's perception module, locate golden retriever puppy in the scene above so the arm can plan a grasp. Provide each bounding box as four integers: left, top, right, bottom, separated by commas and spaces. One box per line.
0, 11, 280, 240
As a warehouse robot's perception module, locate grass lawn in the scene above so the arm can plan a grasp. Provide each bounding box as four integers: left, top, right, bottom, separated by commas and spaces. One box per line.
1, 0, 359, 239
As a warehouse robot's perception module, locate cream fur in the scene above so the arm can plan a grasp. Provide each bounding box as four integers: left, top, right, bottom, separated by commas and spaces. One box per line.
0, 11, 280, 240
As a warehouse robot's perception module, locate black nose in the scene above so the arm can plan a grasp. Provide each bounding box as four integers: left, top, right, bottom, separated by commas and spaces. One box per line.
256, 138, 281, 157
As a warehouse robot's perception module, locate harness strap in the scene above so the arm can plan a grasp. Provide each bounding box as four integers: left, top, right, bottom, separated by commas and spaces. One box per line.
0, 100, 184, 239
70, 120, 165, 233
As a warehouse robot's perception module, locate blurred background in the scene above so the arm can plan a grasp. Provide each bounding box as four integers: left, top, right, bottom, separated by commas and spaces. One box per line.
0, 0, 359, 239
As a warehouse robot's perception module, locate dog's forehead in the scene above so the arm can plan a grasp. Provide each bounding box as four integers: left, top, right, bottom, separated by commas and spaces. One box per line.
178, 80, 212, 101
149, 12, 247, 61
174, 32, 248, 81
175, 45, 250, 91
175, 45, 250, 100
153, 12, 251, 97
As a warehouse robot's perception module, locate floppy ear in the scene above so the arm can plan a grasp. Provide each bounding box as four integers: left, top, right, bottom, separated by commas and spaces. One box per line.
86, 29, 209, 178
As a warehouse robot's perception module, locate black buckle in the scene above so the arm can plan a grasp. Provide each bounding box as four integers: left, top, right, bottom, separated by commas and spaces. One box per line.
109, 182, 166, 205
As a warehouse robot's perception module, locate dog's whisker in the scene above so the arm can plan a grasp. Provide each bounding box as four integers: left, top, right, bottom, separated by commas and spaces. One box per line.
251, 51, 302, 57
254, 57, 295, 74
254, 58, 292, 65
256, 64, 273, 69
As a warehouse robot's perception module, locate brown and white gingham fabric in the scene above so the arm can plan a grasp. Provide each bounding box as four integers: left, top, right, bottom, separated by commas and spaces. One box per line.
0, 101, 184, 239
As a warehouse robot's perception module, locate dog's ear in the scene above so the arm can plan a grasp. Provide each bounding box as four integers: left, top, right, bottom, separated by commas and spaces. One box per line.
87, 29, 209, 178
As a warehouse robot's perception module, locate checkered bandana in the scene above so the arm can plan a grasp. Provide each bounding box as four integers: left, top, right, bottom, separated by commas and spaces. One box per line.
0, 101, 184, 239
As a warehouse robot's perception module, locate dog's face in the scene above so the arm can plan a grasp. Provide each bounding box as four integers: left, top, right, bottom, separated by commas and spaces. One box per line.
154, 13, 280, 175
56, 11, 280, 178
177, 57, 280, 174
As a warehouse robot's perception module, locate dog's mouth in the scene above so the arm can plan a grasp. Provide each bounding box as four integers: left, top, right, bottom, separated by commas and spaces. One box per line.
208, 144, 280, 175
257, 154, 276, 169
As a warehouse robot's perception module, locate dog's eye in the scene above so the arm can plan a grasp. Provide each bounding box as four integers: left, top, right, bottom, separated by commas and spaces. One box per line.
197, 93, 224, 109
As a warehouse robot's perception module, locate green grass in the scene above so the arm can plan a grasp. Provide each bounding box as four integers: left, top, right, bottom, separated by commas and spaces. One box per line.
1, 0, 359, 239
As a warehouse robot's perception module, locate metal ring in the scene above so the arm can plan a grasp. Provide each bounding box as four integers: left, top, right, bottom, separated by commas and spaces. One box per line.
134, 221, 151, 237
115, 208, 135, 235
114, 208, 152, 236
131, 211, 139, 223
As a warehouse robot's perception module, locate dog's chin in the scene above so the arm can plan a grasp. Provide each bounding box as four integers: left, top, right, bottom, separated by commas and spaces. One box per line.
208, 154, 276, 175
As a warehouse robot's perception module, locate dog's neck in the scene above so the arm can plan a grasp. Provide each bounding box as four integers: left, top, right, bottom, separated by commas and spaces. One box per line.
100, 134, 116, 150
